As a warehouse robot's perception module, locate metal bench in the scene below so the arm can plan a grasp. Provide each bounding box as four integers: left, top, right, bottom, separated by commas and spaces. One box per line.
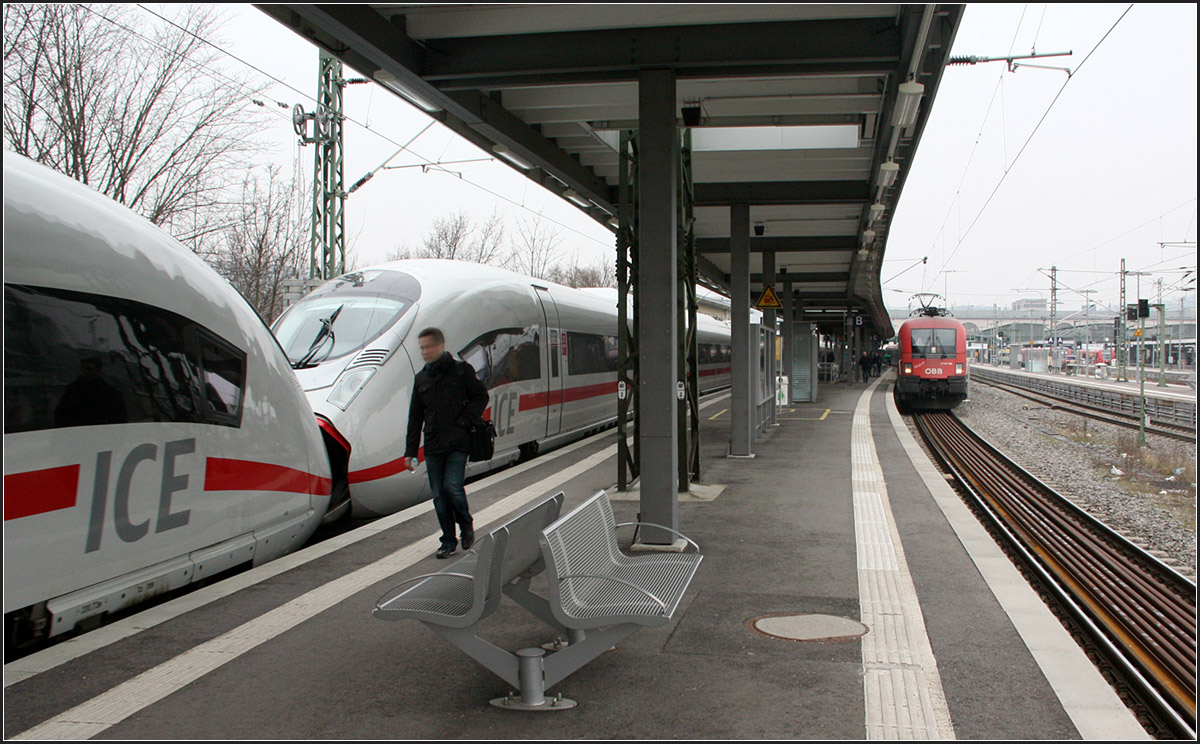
478, 490, 700, 709
373, 493, 571, 708
373, 489, 702, 712
540, 490, 703, 632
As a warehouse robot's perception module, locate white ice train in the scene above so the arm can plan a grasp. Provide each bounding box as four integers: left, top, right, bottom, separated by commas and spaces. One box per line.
272, 260, 733, 520
3, 156, 332, 649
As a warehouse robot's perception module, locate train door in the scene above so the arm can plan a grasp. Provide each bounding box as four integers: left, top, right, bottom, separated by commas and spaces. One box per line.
535, 288, 563, 439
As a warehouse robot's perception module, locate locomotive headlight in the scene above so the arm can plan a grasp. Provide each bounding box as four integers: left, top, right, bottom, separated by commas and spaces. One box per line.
955, 363, 964, 375
328, 367, 376, 410
903, 363, 913, 375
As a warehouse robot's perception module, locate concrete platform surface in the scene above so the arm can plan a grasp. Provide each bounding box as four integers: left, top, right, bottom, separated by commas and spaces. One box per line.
4, 380, 1149, 740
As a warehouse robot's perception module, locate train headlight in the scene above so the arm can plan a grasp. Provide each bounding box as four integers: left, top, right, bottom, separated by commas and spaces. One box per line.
955, 363, 964, 375
903, 363, 913, 374
328, 367, 376, 410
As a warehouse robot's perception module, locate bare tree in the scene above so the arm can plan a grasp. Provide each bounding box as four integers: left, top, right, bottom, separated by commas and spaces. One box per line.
509, 213, 563, 280
3, 4, 267, 255
415, 209, 474, 259
213, 165, 308, 323
470, 209, 508, 267
391, 208, 510, 267
546, 253, 615, 288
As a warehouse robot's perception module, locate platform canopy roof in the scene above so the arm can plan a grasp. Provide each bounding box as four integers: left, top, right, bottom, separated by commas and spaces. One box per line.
258, 4, 965, 339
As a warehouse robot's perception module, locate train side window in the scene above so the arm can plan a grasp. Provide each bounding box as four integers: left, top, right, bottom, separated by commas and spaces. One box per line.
566, 332, 619, 375
196, 331, 246, 426
459, 326, 541, 390
549, 330, 559, 377
3, 283, 245, 434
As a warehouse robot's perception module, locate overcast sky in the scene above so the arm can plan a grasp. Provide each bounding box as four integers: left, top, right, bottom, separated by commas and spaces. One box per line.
205, 3, 1195, 315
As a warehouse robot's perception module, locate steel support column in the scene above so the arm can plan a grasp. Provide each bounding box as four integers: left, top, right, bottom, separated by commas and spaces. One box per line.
677, 129, 700, 491
636, 68, 678, 544
730, 203, 753, 457
616, 130, 639, 492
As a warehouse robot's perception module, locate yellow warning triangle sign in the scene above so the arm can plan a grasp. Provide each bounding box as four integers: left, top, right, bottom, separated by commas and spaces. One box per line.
754, 285, 783, 309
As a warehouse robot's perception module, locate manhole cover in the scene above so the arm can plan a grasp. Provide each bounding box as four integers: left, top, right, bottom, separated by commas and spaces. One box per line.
747, 613, 868, 643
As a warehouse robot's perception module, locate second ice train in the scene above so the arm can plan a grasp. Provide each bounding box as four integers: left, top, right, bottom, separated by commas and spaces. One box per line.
271, 260, 733, 520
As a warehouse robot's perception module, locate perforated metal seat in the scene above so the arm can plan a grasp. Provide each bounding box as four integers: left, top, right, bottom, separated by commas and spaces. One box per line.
541, 491, 703, 630
373, 493, 563, 629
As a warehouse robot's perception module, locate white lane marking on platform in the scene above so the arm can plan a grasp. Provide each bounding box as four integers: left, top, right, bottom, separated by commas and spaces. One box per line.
12, 441, 619, 740
853, 378, 955, 740
883, 385, 1151, 740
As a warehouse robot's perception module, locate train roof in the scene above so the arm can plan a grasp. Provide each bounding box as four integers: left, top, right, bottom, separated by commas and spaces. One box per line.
899, 315, 966, 330
3, 154, 255, 347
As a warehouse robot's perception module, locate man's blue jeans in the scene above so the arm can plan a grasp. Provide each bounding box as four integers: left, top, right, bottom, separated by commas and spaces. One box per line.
425, 450, 472, 549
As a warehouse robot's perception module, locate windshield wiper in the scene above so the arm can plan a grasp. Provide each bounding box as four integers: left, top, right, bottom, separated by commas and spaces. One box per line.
292, 304, 343, 369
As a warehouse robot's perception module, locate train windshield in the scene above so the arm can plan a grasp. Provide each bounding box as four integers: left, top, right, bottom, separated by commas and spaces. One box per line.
272, 270, 419, 367
910, 328, 958, 358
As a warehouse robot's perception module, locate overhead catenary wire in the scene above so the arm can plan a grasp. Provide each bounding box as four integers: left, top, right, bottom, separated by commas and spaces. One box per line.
929, 4, 1136, 287
131, 3, 614, 251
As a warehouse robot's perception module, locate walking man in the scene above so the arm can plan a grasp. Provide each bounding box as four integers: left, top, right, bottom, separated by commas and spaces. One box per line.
404, 327, 490, 559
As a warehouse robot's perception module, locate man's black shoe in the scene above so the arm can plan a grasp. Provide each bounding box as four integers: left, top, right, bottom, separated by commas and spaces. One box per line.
461, 530, 475, 551
436, 545, 456, 559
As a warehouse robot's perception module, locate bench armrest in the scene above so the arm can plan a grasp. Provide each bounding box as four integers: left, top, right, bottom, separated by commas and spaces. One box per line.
613, 522, 700, 551
557, 573, 667, 613
375, 572, 474, 610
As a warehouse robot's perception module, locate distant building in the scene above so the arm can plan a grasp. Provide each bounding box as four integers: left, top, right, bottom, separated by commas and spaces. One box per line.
1012, 298, 1047, 312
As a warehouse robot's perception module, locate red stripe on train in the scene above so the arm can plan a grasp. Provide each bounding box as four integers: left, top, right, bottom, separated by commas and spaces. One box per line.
204, 458, 332, 496
347, 448, 423, 485
519, 381, 619, 411
346, 370, 728, 486
3, 464, 80, 521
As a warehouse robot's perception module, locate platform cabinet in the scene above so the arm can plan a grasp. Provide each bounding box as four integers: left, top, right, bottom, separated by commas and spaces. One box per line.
791, 322, 819, 403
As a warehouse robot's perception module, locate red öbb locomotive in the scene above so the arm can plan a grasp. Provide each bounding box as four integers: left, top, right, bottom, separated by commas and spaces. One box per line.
894, 305, 968, 411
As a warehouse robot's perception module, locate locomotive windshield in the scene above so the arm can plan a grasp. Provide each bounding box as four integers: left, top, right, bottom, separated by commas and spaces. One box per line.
272, 270, 420, 367
909, 328, 958, 358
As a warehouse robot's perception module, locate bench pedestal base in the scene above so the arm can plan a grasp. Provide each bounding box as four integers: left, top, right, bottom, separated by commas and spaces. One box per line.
488, 648, 578, 711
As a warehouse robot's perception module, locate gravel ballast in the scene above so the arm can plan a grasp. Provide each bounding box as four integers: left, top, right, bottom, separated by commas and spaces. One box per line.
920, 372, 1197, 578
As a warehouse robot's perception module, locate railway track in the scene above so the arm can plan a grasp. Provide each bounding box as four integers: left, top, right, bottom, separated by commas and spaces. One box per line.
912, 411, 1197, 739
970, 370, 1196, 444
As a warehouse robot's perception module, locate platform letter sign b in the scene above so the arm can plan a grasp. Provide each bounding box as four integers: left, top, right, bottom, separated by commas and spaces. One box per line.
855, 316, 863, 327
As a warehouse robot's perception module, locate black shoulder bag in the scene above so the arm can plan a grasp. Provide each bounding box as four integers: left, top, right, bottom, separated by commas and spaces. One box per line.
460, 362, 496, 462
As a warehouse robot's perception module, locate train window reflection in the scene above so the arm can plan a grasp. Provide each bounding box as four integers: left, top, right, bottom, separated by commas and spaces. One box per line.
200, 335, 245, 422
4, 284, 245, 434
460, 327, 541, 389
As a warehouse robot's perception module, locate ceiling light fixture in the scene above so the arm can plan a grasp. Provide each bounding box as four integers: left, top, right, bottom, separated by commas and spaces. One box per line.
492, 143, 533, 170
877, 160, 899, 188
892, 80, 925, 128
561, 188, 592, 208
373, 69, 442, 113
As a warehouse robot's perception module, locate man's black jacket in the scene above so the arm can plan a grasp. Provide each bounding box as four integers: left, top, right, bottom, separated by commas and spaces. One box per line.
405, 352, 489, 458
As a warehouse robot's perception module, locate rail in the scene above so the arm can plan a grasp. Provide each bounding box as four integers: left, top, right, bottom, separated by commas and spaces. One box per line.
912, 411, 1196, 739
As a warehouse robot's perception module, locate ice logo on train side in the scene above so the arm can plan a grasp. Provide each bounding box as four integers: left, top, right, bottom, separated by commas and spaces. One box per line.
84, 438, 196, 552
